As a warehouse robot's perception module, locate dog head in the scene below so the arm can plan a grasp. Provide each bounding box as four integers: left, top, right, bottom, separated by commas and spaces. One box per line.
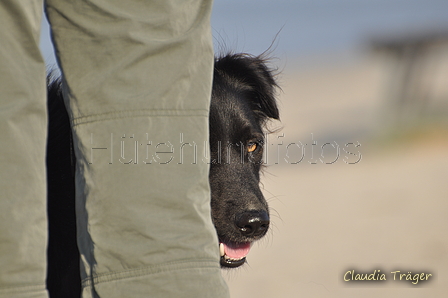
209, 53, 280, 268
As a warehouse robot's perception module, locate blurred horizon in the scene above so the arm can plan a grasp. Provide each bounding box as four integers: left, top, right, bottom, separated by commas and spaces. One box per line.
40, 0, 448, 70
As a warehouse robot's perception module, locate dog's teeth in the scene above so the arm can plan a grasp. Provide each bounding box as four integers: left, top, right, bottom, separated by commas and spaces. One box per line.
219, 243, 225, 257
224, 255, 243, 261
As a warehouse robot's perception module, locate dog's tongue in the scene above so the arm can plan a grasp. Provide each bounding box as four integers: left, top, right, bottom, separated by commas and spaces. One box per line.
223, 242, 251, 259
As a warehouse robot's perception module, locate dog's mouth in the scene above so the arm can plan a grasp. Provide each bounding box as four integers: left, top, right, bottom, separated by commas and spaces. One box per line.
219, 242, 251, 268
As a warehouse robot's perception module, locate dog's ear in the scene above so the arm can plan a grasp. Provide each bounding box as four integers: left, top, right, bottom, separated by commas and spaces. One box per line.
214, 54, 280, 121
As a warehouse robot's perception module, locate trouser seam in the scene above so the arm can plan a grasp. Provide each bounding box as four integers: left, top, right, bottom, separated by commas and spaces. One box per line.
0, 283, 45, 294
82, 259, 219, 288
72, 109, 209, 127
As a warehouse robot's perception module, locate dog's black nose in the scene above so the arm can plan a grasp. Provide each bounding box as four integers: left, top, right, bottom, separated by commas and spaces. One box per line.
235, 210, 269, 237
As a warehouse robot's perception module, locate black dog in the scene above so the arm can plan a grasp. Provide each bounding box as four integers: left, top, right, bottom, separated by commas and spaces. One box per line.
46, 53, 280, 297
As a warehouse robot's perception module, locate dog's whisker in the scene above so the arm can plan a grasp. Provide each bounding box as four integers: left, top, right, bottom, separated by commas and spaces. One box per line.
268, 207, 282, 221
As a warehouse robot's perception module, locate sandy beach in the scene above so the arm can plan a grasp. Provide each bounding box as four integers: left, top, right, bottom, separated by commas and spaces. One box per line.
223, 53, 448, 297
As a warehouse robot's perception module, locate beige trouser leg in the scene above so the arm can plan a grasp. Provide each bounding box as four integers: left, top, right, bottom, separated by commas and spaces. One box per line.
46, 0, 229, 297
0, 1, 48, 297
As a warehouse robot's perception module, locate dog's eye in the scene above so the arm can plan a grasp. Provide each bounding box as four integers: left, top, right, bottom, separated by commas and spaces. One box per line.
247, 143, 257, 153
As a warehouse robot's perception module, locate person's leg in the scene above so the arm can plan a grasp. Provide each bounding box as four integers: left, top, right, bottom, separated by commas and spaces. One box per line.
0, 1, 48, 298
45, 0, 229, 297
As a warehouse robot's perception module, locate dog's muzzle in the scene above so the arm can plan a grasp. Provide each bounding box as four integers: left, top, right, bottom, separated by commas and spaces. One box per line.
219, 210, 269, 268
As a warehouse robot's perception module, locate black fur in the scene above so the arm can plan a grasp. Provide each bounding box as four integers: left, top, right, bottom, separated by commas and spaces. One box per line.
46, 53, 280, 297
46, 76, 80, 297
210, 54, 279, 267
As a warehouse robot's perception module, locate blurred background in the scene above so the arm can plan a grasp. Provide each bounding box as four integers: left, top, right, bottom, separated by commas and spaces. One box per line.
40, 1, 448, 297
